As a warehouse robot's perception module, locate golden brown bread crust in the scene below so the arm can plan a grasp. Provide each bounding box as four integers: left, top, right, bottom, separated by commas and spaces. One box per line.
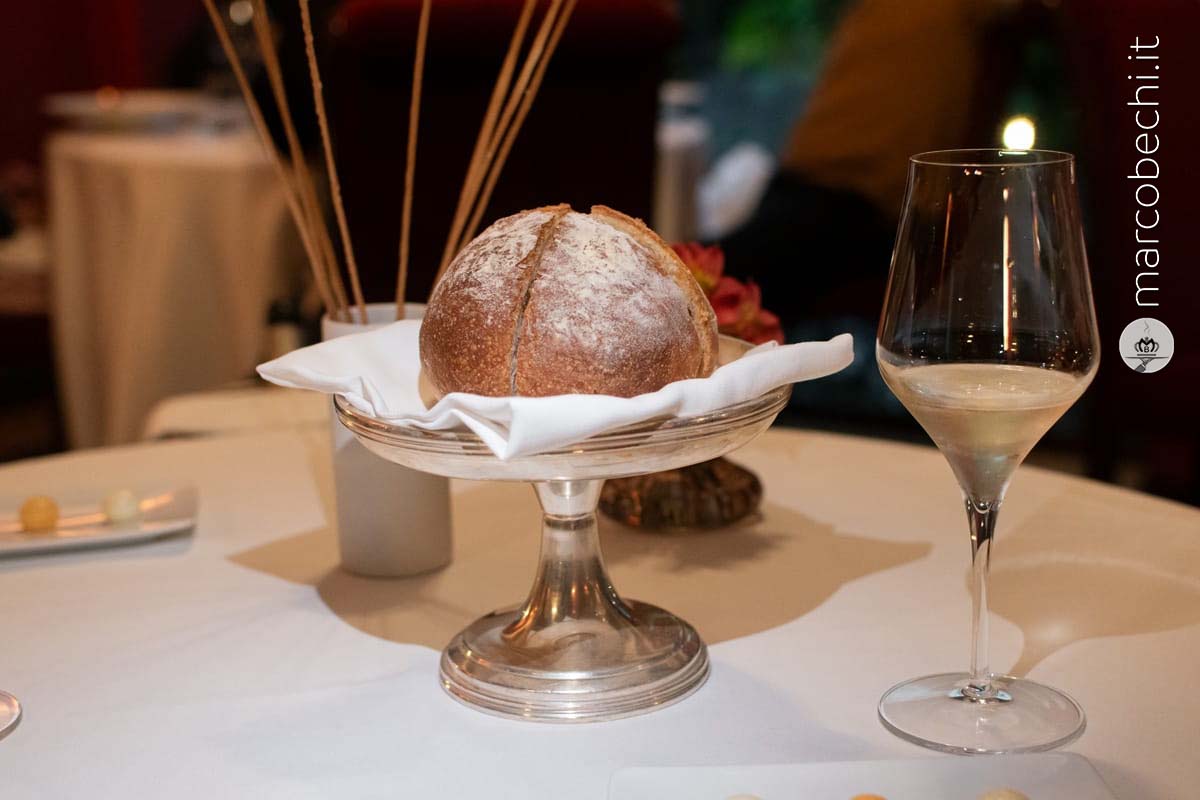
420, 204, 719, 398
589, 205, 719, 376
419, 205, 567, 396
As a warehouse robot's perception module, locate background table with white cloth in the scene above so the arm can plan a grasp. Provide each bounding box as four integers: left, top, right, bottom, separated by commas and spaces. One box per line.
1, 404, 1197, 798
46, 129, 298, 448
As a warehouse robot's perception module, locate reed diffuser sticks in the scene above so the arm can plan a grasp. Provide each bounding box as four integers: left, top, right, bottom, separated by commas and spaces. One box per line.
201, 0, 335, 315
435, 0, 577, 285
396, 0, 432, 317
299, 0, 366, 323
248, 0, 348, 320
437, 0, 537, 276
205, 0, 575, 320
458, 0, 576, 254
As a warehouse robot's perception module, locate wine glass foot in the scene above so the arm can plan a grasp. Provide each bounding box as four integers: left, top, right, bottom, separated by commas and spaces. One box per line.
878, 672, 1085, 755
440, 599, 709, 723
0, 691, 21, 741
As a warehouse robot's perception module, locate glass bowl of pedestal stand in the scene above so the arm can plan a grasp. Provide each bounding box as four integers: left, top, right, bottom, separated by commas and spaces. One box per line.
334, 338, 790, 722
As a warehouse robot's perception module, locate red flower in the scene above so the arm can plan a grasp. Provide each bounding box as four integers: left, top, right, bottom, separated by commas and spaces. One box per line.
672, 242, 724, 294
673, 242, 784, 345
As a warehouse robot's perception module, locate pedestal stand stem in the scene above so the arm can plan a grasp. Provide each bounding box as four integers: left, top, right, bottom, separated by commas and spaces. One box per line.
507, 480, 633, 642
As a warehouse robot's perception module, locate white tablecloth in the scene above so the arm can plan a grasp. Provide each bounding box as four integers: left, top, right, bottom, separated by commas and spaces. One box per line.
46, 129, 297, 447
142, 386, 328, 441
1, 422, 1197, 798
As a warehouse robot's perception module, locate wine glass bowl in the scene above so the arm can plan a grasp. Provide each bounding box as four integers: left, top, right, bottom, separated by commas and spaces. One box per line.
876, 149, 1099, 754
0, 690, 19, 740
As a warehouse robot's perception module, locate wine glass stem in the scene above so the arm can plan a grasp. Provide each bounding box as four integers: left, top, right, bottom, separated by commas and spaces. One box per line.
964, 496, 1001, 701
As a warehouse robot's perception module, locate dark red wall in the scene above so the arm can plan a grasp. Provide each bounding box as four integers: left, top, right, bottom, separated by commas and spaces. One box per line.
1063, 0, 1200, 493
0, 0, 201, 165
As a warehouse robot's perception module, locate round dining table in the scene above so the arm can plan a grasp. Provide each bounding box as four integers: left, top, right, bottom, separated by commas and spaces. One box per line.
0, 403, 1196, 798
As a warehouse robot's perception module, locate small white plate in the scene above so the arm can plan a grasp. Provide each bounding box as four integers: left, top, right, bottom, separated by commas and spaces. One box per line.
0, 487, 197, 558
44, 90, 228, 131
45, 89, 206, 126
609, 753, 1116, 800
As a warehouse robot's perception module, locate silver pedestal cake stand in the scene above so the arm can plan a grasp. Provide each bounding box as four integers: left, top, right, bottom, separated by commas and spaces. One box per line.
334, 339, 790, 723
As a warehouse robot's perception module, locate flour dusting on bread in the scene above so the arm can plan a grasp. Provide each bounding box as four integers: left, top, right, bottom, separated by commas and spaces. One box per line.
420, 205, 718, 398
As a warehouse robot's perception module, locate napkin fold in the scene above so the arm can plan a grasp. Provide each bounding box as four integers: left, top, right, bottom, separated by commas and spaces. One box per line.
258, 320, 853, 460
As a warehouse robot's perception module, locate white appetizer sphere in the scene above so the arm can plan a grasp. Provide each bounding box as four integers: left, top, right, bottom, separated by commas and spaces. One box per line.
104, 489, 141, 524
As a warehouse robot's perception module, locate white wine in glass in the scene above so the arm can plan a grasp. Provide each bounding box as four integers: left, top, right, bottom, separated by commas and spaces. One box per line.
876, 149, 1099, 754
878, 363, 1090, 503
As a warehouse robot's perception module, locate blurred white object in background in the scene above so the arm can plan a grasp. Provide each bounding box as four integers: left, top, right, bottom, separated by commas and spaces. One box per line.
654, 81, 710, 243
698, 141, 775, 241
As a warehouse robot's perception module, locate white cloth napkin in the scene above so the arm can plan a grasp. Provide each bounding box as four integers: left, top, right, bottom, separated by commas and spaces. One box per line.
258, 320, 854, 459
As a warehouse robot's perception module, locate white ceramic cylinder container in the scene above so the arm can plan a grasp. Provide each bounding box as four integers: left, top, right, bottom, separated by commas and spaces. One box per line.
322, 302, 452, 577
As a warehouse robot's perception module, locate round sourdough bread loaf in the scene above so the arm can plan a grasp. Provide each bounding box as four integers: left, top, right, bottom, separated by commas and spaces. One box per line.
420, 204, 719, 397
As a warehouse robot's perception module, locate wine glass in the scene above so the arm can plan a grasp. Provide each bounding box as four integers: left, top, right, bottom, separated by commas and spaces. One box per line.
876, 149, 1099, 754
0, 690, 19, 740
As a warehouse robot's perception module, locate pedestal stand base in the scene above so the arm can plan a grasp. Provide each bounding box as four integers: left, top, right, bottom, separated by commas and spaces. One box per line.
440, 600, 709, 722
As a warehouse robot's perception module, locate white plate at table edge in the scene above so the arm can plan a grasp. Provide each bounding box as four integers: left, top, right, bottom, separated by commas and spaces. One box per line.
44, 90, 218, 128
0, 487, 197, 558
608, 753, 1117, 800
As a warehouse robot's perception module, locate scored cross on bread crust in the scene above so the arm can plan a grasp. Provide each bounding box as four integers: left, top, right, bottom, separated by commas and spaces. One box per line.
419, 205, 564, 396
420, 204, 719, 398
588, 205, 718, 376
